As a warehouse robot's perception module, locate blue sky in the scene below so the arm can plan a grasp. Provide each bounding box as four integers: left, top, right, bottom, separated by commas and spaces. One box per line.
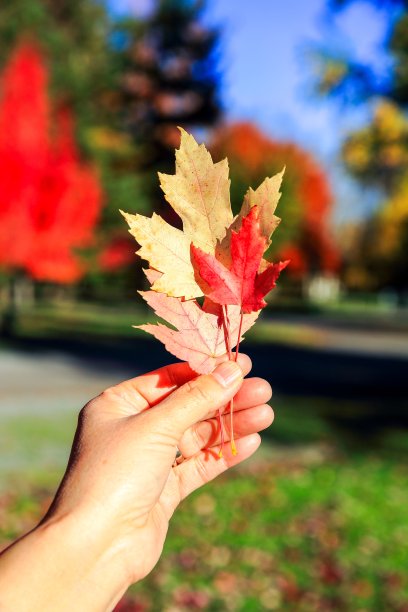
203, 0, 388, 156
108, 0, 390, 221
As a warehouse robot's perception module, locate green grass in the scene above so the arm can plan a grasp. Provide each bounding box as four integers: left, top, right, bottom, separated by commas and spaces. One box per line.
1, 448, 407, 611
0, 413, 76, 490
0, 301, 356, 349
1, 405, 408, 610
155, 454, 408, 611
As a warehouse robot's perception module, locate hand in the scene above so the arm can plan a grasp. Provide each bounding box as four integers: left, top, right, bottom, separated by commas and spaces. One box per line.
0, 356, 273, 612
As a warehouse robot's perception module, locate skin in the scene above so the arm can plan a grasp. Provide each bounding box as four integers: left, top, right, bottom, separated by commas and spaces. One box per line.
0, 355, 273, 612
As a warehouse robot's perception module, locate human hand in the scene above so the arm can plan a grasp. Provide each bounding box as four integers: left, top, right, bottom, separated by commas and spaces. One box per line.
0, 356, 273, 612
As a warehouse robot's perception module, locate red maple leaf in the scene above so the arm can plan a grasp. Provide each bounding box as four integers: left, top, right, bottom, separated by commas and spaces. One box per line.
191, 207, 289, 313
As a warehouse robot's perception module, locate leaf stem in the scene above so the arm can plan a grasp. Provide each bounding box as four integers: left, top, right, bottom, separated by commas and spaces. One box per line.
222, 305, 239, 456
222, 304, 232, 359
235, 309, 244, 359
218, 407, 225, 458
230, 309, 244, 456
220, 305, 233, 458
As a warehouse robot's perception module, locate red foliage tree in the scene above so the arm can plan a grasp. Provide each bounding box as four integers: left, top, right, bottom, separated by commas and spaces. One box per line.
98, 235, 135, 272
211, 122, 340, 278
0, 41, 102, 284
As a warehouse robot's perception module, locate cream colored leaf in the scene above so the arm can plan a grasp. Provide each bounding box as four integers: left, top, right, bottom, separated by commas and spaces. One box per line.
121, 210, 201, 299
241, 169, 284, 243
158, 128, 233, 251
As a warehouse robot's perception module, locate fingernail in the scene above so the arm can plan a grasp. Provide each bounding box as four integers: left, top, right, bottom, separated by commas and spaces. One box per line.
212, 361, 242, 388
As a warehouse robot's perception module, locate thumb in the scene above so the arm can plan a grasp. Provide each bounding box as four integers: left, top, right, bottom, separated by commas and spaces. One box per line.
153, 361, 243, 437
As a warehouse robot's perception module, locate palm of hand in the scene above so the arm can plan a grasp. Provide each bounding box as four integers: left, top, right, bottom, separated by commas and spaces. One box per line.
48, 356, 273, 582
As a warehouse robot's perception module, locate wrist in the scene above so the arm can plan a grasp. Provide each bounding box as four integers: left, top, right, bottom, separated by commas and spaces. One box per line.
0, 508, 133, 612
41, 508, 133, 608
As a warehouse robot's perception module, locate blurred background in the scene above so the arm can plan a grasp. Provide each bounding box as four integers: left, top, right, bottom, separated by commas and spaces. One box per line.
0, 0, 408, 609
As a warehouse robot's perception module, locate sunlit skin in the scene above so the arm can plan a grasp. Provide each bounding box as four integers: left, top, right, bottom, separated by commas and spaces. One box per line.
0, 355, 273, 612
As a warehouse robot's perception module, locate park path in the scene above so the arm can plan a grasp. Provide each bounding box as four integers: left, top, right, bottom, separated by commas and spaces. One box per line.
266, 314, 408, 358
0, 349, 122, 417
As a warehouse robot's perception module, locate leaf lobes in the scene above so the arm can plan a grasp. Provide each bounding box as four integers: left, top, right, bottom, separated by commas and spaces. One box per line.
122, 130, 288, 372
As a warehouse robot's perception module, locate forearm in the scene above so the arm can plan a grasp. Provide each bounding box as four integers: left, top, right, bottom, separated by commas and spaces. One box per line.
0, 511, 131, 612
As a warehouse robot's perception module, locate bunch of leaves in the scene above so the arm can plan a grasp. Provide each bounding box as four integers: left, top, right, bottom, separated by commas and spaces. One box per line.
122, 129, 288, 453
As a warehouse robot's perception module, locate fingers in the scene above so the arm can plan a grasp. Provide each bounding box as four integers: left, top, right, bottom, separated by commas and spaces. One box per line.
174, 434, 261, 500
203, 377, 272, 421
218, 352, 252, 375
233, 376, 272, 408
107, 354, 252, 415
178, 377, 272, 457
178, 404, 273, 458
151, 361, 244, 439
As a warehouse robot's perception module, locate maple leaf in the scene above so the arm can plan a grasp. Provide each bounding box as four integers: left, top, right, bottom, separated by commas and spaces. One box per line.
159, 128, 232, 251
216, 169, 284, 267
137, 270, 258, 374
121, 211, 202, 299
122, 129, 233, 298
191, 207, 289, 313
240, 170, 283, 243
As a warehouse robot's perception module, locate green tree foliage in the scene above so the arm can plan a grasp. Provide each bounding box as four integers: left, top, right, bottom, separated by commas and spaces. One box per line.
112, 0, 221, 174
0, 0, 114, 132
98, 0, 222, 289
314, 0, 407, 106
313, 0, 408, 293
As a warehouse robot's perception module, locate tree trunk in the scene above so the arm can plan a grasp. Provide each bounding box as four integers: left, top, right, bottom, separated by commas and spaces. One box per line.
1, 276, 18, 338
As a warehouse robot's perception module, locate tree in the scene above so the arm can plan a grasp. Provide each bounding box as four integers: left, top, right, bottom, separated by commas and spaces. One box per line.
0, 41, 102, 331
341, 100, 408, 289
312, 0, 408, 292
210, 122, 339, 279
0, 1, 160, 294
0, 0, 113, 132
342, 100, 408, 190
312, 0, 408, 106
113, 0, 221, 175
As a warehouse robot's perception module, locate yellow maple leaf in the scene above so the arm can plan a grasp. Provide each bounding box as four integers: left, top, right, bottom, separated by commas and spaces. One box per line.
240, 169, 284, 244
122, 129, 233, 298
159, 128, 233, 251
121, 211, 202, 299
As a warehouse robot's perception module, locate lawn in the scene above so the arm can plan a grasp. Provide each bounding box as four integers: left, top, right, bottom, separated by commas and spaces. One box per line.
1, 406, 408, 611
131, 452, 408, 611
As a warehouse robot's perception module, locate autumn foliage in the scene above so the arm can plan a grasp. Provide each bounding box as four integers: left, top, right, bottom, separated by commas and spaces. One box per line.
124, 130, 288, 453
123, 129, 287, 374
0, 41, 102, 283
98, 236, 135, 272
211, 122, 340, 277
